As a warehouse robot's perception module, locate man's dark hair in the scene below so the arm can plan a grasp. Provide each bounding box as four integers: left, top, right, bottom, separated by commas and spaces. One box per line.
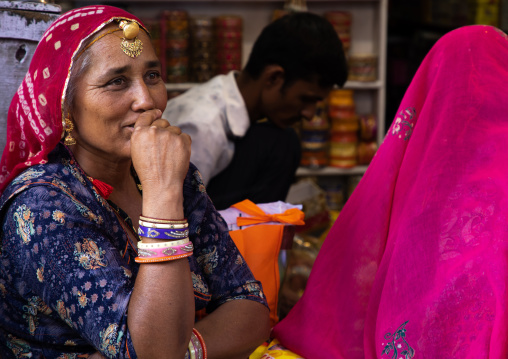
244, 12, 348, 88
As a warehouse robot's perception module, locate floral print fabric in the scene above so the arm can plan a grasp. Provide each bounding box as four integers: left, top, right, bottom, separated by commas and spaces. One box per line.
0, 144, 266, 358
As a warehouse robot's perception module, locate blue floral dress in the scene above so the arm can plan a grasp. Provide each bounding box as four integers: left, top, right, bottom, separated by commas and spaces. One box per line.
0, 143, 266, 358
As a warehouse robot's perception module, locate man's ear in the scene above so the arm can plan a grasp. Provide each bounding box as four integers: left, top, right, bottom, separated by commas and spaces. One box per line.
260, 65, 285, 89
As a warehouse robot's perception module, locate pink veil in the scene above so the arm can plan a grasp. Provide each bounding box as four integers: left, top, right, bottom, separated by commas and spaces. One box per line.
273, 25, 508, 358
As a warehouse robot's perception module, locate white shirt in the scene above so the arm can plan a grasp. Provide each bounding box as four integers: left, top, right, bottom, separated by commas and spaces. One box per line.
163, 71, 250, 185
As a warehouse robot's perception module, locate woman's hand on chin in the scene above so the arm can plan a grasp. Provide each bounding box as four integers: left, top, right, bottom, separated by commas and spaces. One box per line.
130, 108, 192, 198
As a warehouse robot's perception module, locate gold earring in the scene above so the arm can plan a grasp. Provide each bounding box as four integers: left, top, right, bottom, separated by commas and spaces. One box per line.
64, 117, 76, 146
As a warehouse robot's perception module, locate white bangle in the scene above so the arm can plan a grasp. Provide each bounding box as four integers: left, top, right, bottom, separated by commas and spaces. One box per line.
137, 238, 190, 249
188, 339, 196, 359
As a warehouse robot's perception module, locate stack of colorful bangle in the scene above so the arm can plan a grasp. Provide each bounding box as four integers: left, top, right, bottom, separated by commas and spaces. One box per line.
135, 216, 193, 264
183, 328, 207, 359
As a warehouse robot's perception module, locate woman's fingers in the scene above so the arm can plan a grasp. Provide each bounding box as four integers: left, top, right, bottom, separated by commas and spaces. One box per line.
134, 109, 173, 131
151, 118, 171, 128
181, 132, 192, 146
130, 108, 192, 191
134, 109, 163, 128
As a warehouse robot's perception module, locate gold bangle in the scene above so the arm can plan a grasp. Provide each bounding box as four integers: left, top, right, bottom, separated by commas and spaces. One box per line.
139, 215, 188, 224
139, 219, 188, 229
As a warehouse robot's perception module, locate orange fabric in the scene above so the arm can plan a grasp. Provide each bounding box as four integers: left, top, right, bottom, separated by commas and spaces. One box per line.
231, 199, 305, 227
228, 200, 305, 327
229, 224, 284, 327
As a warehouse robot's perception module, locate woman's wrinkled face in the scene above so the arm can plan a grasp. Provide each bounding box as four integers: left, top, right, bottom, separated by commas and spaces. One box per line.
71, 26, 167, 162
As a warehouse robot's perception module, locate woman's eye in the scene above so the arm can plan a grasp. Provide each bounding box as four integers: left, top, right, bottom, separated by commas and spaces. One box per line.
108, 78, 126, 86
147, 71, 161, 81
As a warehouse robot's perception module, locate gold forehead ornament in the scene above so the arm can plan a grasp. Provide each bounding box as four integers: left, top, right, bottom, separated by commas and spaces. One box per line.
119, 20, 143, 58
75, 19, 143, 59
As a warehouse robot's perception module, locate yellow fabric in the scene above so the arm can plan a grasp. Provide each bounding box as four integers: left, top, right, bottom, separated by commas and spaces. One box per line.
229, 224, 283, 327
249, 339, 304, 359
231, 199, 305, 227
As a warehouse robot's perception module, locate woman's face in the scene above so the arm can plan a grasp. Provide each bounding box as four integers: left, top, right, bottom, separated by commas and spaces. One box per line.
71, 25, 167, 163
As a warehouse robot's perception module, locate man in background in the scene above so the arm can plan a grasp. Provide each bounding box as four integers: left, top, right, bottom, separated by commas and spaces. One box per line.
163, 12, 348, 210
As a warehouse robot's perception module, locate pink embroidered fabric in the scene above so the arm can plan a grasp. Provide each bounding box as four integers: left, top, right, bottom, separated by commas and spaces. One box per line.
273, 25, 508, 358
0, 5, 144, 193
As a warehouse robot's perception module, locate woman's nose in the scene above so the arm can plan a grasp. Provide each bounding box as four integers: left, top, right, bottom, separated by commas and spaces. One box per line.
132, 81, 155, 111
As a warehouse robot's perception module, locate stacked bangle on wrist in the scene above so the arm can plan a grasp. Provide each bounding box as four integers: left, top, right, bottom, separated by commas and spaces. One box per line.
185, 328, 207, 359
138, 225, 189, 240
139, 219, 188, 229
139, 215, 188, 224
137, 240, 194, 258
135, 215, 193, 264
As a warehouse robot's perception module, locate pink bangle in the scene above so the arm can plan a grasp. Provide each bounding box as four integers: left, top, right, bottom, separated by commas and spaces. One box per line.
134, 252, 192, 264
137, 241, 194, 258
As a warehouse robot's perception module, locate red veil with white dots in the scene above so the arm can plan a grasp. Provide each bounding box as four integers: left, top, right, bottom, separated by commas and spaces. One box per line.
0, 5, 145, 193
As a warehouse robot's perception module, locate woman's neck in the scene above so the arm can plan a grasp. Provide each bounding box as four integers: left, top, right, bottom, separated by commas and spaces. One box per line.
69, 145, 132, 188
69, 145, 143, 218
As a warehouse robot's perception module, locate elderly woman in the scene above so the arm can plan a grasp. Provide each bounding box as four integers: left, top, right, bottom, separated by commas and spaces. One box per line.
0, 5, 269, 359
